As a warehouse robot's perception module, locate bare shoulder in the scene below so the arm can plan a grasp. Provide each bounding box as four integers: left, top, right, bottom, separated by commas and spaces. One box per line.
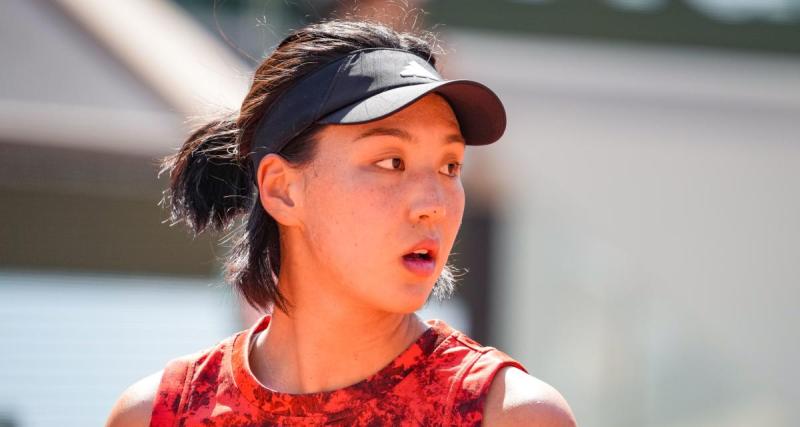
482, 366, 577, 427
105, 370, 163, 427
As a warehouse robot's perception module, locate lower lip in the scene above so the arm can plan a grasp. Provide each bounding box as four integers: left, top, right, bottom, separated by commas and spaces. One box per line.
402, 255, 436, 277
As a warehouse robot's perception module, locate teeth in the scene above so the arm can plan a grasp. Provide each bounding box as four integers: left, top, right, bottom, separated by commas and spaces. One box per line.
412, 249, 429, 255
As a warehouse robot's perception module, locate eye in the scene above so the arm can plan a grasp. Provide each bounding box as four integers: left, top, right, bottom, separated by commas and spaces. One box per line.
440, 162, 463, 177
375, 157, 405, 171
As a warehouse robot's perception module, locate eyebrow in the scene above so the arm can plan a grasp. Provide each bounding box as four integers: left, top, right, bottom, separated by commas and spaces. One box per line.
352, 126, 466, 145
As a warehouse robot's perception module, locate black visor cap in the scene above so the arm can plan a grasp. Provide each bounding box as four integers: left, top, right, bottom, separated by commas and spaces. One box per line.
250, 48, 506, 175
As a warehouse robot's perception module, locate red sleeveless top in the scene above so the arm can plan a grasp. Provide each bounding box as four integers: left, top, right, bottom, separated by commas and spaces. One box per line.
149, 314, 528, 426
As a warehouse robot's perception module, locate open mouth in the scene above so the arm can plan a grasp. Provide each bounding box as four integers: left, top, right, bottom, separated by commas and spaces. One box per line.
403, 250, 433, 262
401, 240, 439, 277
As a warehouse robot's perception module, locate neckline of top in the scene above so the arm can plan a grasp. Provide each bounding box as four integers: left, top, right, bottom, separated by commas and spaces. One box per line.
229, 313, 457, 418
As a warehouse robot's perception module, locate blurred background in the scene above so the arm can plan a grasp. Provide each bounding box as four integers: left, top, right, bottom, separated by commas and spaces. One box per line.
1, 0, 798, 426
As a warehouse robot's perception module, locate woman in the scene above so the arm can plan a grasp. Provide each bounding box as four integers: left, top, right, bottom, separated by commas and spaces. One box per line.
107, 19, 576, 427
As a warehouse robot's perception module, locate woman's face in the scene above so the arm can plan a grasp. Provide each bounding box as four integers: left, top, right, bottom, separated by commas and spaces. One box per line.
295, 92, 466, 314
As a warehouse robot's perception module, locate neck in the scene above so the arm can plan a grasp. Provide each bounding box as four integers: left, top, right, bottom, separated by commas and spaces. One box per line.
249, 263, 429, 394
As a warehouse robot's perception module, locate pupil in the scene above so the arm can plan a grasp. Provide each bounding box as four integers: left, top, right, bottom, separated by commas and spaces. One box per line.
392, 158, 401, 169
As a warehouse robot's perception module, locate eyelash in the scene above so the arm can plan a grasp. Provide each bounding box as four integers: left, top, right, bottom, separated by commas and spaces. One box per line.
375, 157, 463, 178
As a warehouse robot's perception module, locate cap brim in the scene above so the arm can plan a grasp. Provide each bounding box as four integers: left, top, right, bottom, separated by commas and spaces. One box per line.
317, 79, 506, 146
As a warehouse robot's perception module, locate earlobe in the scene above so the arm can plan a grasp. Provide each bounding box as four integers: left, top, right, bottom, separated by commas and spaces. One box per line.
256, 154, 302, 226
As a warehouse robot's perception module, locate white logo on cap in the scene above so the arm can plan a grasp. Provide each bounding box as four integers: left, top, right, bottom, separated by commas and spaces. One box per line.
400, 61, 439, 80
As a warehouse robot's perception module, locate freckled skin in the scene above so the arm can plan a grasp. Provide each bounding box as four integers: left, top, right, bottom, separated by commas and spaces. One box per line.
284, 92, 466, 314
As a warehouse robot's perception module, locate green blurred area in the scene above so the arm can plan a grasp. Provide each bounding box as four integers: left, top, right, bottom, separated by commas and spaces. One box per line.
425, 0, 800, 54
173, 0, 800, 54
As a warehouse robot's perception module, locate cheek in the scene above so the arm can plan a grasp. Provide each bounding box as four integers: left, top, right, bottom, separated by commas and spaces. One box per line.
303, 168, 397, 260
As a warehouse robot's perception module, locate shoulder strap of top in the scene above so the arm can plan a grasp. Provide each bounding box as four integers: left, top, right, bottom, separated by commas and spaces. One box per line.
149, 353, 199, 427
446, 346, 529, 426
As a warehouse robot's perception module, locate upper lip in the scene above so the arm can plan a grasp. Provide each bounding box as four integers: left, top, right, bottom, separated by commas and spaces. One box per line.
403, 237, 440, 260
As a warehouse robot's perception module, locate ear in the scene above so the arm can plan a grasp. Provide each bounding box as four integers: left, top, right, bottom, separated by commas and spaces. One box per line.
256, 153, 305, 227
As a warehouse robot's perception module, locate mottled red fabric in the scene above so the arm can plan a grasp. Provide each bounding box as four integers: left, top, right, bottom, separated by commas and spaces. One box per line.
150, 314, 527, 426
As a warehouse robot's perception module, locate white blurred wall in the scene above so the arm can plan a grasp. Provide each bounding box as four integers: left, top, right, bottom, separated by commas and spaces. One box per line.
451, 30, 800, 427
0, 272, 239, 427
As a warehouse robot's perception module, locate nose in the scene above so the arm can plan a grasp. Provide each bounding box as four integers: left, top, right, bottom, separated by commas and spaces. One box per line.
408, 175, 447, 224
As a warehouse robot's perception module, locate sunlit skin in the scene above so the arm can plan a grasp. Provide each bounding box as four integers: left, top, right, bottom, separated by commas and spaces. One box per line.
252, 92, 466, 394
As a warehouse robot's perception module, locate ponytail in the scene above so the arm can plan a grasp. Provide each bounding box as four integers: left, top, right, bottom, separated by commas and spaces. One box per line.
159, 115, 253, 235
